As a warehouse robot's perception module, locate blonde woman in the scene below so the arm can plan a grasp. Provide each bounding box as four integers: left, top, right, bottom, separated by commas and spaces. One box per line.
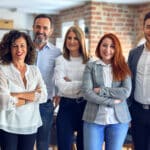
54, 26, 88, 150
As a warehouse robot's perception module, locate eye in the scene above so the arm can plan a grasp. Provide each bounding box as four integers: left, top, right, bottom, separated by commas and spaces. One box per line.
12, 44, 17, 48
74, 37, 78, 41
67, 36, 72, 40
35, 25, 40, 29
145, 25, 150, 30
20, 44, 25, 48
102, 44, 107, 48
43, 26, 48, 30
110, 45, 115, 49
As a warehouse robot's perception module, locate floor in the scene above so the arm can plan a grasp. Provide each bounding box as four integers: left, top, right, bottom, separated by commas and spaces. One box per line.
49, 143, 134, 150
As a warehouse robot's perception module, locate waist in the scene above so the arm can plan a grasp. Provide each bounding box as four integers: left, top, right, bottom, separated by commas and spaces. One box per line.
134, 100, 150, 110
47, 99, 52, 103
61, 97, 85, 104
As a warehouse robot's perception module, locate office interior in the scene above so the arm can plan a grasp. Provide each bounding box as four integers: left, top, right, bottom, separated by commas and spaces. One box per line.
0, 0, 149, 150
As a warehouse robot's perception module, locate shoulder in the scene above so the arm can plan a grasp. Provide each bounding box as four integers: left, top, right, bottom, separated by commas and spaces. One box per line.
129, 44, 144, 55
0, 64, 10, 72
85, 60, 98, 70
87, 60, 100, 66
0, 64, 12, 79
56, 55, 66, 62
27, 65, 40, 74
48, 42, 61, 53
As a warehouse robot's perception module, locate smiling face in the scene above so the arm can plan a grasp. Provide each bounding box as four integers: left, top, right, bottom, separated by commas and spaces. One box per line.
66, 31, 80, 56
33, 17, 53, 47
11, 36, 27, 63
99, 37, 115, 64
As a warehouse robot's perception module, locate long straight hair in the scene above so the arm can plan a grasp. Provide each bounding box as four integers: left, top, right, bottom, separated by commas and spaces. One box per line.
95, 33, 131, 81
63, 26, 89, 64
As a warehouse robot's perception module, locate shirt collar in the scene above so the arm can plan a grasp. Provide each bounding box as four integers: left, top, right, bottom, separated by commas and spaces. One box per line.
95, 59, 111, 67
144, 42, 150, 52
36, 42, 50, 51
11, 63, 29, 74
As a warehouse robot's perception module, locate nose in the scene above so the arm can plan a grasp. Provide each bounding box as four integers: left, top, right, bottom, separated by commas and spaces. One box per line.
16, 46, 22, 51
38, 27, 44, 33
70, 38, 75, 43
106, 46, 110, 51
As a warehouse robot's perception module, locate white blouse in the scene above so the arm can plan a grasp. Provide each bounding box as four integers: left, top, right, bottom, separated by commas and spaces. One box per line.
0, 63, 47, 134
54, 55, 86, 99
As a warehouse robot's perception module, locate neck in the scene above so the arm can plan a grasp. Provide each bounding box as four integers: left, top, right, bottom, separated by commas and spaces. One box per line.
146, 41, 150, 50
102, 59, 111, 65
33, 40, 47, 50
34, 43, 46, 50
70, 51, 80, 57
13, 61, 25, 69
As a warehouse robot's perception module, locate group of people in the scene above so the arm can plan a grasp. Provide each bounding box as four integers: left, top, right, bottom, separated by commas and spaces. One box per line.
0, 11, 149, 150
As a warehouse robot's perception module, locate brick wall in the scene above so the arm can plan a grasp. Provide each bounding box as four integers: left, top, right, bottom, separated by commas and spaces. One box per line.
52, 2, 150, 58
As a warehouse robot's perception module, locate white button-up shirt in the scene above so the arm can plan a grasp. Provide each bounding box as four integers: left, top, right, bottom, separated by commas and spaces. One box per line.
0, 63, 47, 134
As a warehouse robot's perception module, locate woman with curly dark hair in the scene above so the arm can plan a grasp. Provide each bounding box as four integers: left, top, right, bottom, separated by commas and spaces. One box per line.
0, 30, 47, 150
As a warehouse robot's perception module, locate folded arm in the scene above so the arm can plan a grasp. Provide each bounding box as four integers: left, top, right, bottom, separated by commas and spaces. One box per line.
82, 62, 131, 106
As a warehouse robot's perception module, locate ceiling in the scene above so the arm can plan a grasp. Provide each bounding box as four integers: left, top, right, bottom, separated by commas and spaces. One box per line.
0, 0, 150, 15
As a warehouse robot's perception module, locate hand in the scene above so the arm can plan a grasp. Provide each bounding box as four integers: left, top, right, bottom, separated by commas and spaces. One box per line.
11, 93, 19, 98
53, 96, 60, 108
93, 87, 100, 94
114, 99, 122, 104
16, 98, 26, 107
64, 77, 71, 82
35, 86, 41, 93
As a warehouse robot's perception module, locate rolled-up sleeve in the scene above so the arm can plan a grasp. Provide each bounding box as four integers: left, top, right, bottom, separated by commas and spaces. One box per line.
0, 69, 18, 110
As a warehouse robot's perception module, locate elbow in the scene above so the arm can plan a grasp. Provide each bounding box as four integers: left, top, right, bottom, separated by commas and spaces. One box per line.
122, 88, 132, 100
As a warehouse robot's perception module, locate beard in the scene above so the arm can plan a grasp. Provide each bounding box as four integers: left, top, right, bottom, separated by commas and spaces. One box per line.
33, 32, 48, 45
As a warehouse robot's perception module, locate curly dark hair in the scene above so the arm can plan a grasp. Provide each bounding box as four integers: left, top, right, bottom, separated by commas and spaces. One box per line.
0, 30, 36, 65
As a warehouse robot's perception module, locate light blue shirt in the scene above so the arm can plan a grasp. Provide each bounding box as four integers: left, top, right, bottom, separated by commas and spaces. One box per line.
36, 42, 61, 100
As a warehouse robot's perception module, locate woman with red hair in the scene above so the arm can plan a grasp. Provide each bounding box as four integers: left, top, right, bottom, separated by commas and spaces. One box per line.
82, 33, 131, 150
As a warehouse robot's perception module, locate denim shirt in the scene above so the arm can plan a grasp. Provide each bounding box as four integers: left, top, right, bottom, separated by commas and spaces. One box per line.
82, 60, 132, 123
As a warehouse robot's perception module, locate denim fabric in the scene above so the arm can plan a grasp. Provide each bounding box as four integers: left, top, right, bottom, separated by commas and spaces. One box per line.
56, 97, 86, 150
36, 100, 54, 150
0, 130, 36, 150
83, 121, 129, 150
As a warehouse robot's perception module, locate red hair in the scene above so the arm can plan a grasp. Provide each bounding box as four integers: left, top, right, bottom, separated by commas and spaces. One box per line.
95, 33, 131, 81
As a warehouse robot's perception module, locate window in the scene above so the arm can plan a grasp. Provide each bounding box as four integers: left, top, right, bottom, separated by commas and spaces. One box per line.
56, 21, 74, 51
78, 19, 85, 33
62, 21, 74, 39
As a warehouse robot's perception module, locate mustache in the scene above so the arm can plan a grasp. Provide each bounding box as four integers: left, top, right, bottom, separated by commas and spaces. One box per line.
35, 32, 46, 37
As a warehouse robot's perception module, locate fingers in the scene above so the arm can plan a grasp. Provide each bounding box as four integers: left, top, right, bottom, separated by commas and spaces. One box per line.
64, 77, 71, 82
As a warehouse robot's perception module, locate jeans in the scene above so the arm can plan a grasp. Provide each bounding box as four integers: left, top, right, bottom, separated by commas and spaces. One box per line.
84, 121, 129, 150
56, 97, 86, 150
36, 100, 54, 150
0, 129, 36, 150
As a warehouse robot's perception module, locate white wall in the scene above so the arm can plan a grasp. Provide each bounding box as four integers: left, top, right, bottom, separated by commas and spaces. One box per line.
0, 8, 34, 30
